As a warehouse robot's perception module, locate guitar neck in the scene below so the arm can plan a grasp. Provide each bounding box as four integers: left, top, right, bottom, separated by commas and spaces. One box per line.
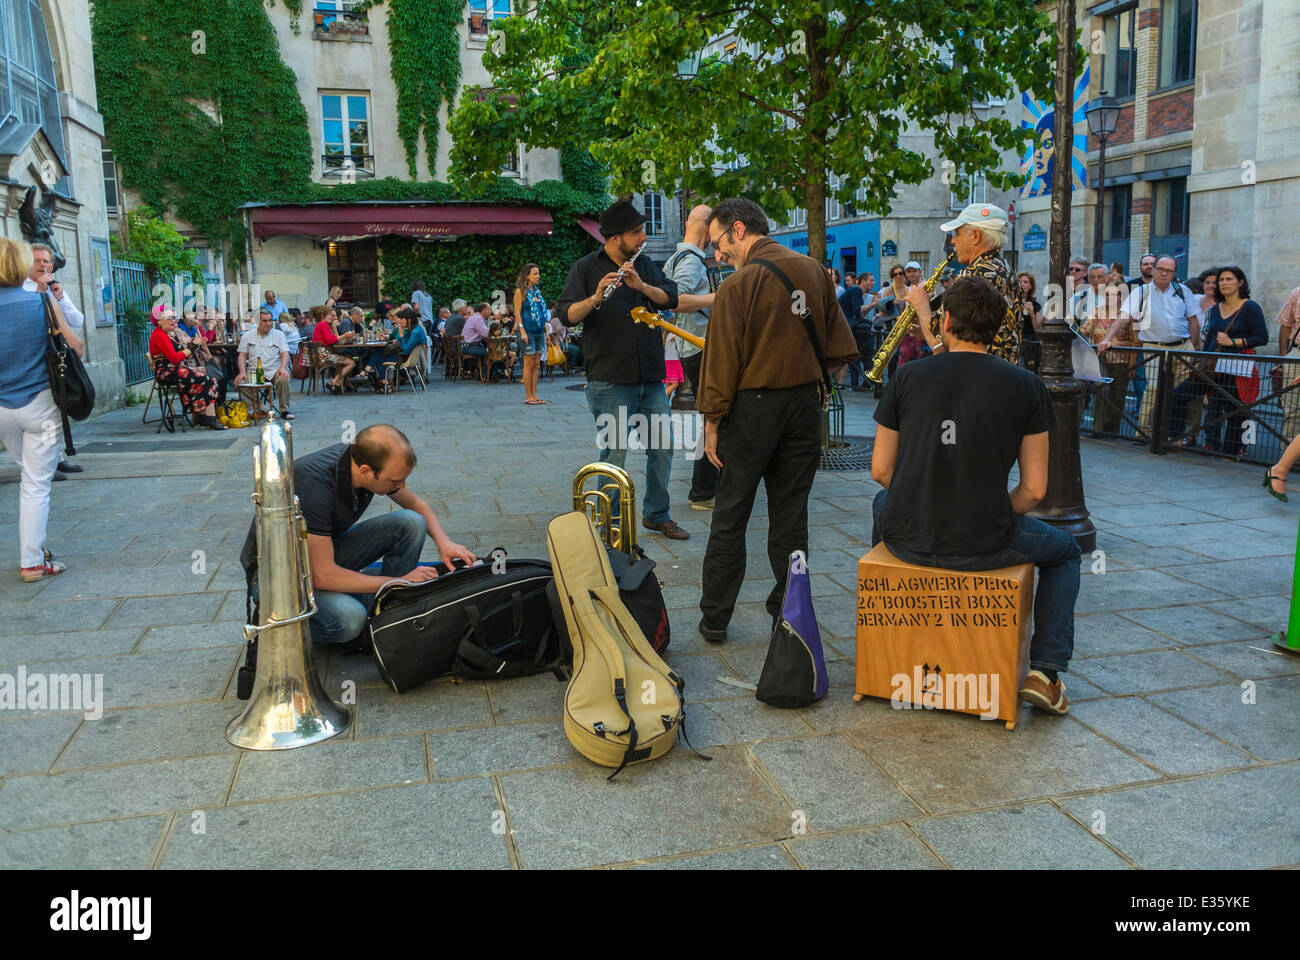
632, 309, 705, 349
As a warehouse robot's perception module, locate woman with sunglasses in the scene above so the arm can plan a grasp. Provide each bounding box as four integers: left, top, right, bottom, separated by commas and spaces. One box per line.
1167, 266, 1266, 456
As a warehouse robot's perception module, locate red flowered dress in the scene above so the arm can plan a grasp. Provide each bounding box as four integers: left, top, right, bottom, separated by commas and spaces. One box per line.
150, 327, 219, 415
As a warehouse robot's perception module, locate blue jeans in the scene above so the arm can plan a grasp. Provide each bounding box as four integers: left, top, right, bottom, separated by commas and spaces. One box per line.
584, 380, 673, 524
311, 509, 427, 645
871, 490, 1081, 673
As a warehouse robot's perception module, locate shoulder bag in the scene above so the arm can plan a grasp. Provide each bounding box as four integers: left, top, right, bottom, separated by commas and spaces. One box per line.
750, 258, 834, 412
43, 292, 95, 455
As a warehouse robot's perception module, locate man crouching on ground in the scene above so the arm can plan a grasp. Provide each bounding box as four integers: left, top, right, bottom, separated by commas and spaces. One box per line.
870, 276, 1081, 715
241, 424, 476, 645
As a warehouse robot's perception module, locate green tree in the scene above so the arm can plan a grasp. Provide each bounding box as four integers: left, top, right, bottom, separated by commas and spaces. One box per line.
450, 0, 1057, 264
111, 205, 204, 286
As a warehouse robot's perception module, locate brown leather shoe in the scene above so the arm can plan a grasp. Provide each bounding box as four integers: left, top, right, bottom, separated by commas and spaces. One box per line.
643, 519, 689, 540
1019, 670, 1069, 715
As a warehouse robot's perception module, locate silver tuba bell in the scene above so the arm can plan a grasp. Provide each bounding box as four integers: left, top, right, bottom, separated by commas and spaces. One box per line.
226, 419, 351, 750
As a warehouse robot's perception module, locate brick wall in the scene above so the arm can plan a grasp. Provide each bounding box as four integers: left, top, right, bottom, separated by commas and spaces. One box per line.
1091, 104, 1136, 151
1149, 88, 1194, 137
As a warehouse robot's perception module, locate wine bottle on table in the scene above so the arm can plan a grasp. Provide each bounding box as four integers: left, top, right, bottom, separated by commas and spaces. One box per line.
256, 357, 264, 384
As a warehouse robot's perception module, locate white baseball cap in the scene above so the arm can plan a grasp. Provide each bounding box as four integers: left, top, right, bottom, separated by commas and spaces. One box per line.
904, 260, 922, 271
940, 202, 1009, 233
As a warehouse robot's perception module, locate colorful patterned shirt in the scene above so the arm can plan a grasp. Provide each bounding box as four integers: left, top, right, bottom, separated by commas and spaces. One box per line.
956, 249, 1023, 364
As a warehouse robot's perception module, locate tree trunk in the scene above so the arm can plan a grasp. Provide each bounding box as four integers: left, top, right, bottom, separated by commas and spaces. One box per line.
804, 16, 829, 267
806, 179, 827, 267
1049, 0, 1075, 304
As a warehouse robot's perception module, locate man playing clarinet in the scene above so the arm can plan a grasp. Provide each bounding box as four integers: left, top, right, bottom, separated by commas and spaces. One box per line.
914, 203, 1023, 365
557, 199, 687, 540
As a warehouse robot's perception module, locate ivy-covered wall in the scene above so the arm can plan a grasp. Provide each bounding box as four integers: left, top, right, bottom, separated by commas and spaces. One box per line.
379, 222, 593, 311
92, 0, 313, 256
93, 1, 610, 279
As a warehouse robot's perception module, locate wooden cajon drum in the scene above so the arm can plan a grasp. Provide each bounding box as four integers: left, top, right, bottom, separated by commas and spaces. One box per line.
853, 543, 1034, 730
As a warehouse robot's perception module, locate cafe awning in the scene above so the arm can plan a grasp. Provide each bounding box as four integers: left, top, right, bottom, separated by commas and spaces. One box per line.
246, 202, 554, 241
575, 216, 604, 243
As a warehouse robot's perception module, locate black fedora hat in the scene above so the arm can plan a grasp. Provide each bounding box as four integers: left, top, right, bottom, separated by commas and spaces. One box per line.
598, 199, 647, 237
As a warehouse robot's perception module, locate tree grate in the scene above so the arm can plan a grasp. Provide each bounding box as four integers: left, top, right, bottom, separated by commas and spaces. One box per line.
818, 436, 874, 471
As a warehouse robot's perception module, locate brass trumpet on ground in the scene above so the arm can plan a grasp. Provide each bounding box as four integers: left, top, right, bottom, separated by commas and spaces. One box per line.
866, 253, 956, 384
226, 419, 351, 750
573, 462, 637, 555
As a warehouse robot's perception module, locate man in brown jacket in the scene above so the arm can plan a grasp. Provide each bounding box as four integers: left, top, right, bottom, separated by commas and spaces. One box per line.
696, 198, 859, 641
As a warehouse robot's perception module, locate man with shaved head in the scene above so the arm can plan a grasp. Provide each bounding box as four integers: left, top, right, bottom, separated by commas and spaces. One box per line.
240, 424, 476, 646
667, 202, 720, 508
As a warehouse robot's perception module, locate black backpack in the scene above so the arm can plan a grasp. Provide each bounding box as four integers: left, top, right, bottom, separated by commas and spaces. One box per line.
547, 542, 670, 655
368, 555, 569, 693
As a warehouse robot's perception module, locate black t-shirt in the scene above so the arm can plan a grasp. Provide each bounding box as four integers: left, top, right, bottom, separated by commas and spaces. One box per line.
555, 248, 679, 384
1021, 298, 1041, 341
239, 443, 374, 574
874, 352, 1056, 556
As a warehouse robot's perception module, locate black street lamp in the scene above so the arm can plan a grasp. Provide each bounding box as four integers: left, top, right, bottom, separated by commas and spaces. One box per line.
1085, 90, 1121, 264
676, 50, 703, 80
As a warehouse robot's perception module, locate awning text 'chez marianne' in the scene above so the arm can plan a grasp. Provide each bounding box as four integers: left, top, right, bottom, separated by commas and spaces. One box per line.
247, 204, 556, 241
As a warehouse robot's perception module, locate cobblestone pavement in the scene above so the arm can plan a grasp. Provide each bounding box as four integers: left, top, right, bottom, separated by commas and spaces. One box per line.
1, 370, 1297, 869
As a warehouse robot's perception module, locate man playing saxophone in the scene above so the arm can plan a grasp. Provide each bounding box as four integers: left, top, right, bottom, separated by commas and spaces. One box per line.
912, 203, 1023, 365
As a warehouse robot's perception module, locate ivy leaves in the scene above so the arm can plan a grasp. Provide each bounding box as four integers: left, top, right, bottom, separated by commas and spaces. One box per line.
92, 0, 312, 257
385, 0, 463, 177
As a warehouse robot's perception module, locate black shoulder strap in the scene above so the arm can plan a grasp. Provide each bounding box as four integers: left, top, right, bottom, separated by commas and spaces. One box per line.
750, 258, 833, 407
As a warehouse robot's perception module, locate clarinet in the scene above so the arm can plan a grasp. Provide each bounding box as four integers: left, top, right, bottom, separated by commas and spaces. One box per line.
595, 241, 648, 310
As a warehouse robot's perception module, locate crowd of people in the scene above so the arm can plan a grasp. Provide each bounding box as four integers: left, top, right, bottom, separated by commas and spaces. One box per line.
836, 244, 1298, 466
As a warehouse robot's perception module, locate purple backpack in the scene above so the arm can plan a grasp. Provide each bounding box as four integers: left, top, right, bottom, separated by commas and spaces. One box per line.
756, 551, 830, 708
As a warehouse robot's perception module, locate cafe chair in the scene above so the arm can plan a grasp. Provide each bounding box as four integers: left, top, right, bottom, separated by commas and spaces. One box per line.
444, 335, 465, 382
301, 342, 339, 395
143, 370, 190, 434
486, 337, 515, 384
384, 343, 428, 393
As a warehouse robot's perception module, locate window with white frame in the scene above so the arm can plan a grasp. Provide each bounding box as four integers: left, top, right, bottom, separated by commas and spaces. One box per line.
643, 192, 664, 237
102, 148, 119, 214
469, 0, 510, 41
321, 92, 373, 176
827, 174, 841, 222
950, 171, 986, 210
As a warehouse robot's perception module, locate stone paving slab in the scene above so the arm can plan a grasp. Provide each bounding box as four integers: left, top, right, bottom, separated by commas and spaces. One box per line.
0, 714, 83, 775
623, 844, 795, 869
55, 701, 243, 770
1148, 677, 1300, 762
912, 803, 1130, 870
750, 734, 924, 832
500, 746, 789, 869
1067, 697, 1254, 775
0, 628, 143, 665
1058, 765, 1300, 869
847, 711, 1160, 815
1069, 649, 1237, 695
230, 735, 427, 802
786, 824, 942, 869
0, 756, 237, 830
0, 816, 168, 870
161, 780, 510, 870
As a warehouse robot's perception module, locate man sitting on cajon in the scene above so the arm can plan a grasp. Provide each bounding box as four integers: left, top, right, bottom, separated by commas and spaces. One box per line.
869, 276, 1081, 715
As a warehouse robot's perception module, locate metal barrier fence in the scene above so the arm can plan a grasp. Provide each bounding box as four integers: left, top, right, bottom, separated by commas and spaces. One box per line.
1082, 346, 1297, 467
113, 264, 222, 385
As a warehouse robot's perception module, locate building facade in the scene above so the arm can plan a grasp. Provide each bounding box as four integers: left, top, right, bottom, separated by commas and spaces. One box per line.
0, 0, 123, 410
1015, 0, 1300, 324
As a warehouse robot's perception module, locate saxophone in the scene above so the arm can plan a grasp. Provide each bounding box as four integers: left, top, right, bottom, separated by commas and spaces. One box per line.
866, 253, 956, 384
